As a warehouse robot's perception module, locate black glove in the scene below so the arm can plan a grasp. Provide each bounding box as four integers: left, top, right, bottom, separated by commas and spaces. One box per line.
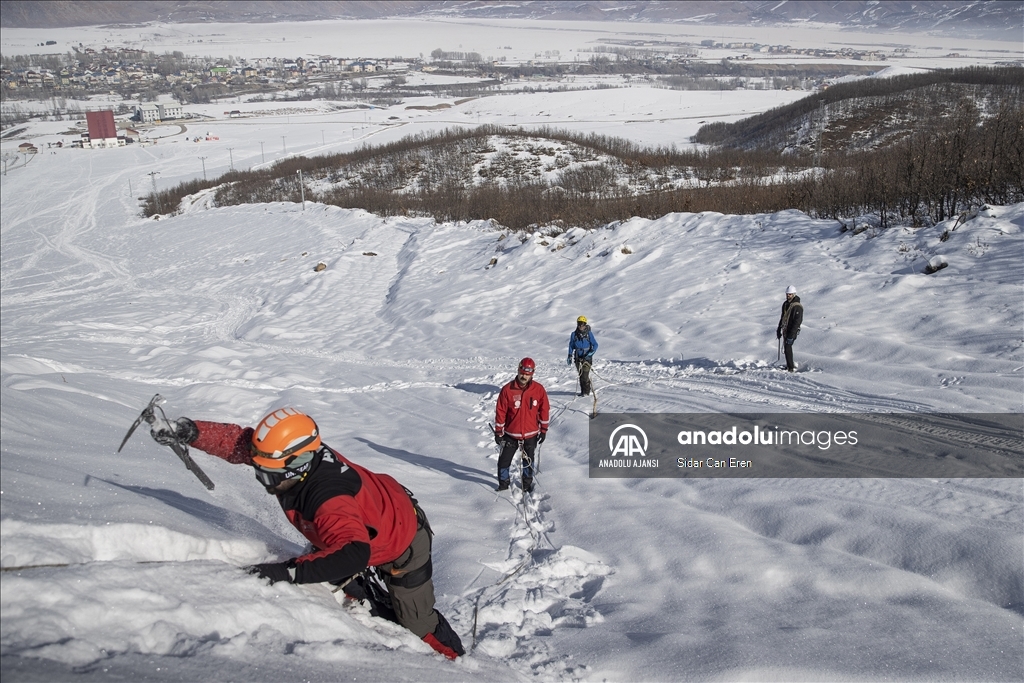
538, 432, 546, 444
494, 432, 503, 446
248, 561, 294, 584
151, 417, 198, 447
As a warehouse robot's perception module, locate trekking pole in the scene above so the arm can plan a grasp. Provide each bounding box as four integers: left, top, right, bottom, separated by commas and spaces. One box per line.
488, 423, 503, 492
518, 439, 530, 492
777, 337, 781, 363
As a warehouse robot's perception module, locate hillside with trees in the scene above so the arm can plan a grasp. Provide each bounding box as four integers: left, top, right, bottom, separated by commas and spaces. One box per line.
146, 67, 1023, 231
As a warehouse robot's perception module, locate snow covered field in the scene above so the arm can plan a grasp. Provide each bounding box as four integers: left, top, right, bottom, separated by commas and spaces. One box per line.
2, 17, 1019, 69
2, 18, 1023, 683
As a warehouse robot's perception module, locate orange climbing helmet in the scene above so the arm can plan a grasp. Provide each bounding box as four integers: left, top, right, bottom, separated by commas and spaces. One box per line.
251, 408, 321, 472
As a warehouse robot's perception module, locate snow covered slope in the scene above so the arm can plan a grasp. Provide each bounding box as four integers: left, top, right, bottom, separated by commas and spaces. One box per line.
2, 115, 1022, 681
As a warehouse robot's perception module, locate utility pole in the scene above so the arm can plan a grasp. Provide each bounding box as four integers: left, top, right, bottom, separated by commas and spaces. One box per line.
297, 169, 305, 210
259, 140, 265, 163
281, 136, 287, 155
199, 156, 207, 180
148, 171, 161, 214
227, 147, 234, 171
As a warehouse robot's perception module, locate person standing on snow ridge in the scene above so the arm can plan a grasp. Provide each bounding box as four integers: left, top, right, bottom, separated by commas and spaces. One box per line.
493, 358, 550, 493
149, 408, 465, 660
776, 285, 804, 372
566, 315, 598, 396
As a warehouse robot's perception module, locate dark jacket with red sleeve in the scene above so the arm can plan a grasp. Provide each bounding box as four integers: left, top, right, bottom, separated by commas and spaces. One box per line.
494, 379, 550, 440
190, 420, 417, 584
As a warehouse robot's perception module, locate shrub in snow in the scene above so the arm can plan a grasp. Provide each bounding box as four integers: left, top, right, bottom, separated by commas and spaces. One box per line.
924, 255, 948, 274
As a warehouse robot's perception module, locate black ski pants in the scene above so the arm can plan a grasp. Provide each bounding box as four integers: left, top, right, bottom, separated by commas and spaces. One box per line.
784, 340, 796, 372
497, 435, 536, 483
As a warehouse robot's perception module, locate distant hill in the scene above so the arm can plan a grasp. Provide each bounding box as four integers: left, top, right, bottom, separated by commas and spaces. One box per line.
1, 0, 1020, 40
693, 66, 1024, 153
142, 66, 1024, 231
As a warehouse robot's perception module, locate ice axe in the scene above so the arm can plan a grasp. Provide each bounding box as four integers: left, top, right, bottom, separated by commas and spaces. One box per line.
118, 394, 215, 490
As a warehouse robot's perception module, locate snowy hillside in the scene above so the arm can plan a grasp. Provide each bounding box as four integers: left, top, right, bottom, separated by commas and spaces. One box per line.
2, 13, 1022, 677
2, 104, 1022, 682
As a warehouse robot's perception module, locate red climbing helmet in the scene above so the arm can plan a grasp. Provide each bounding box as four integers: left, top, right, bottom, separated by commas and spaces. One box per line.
518, 357, 536, 375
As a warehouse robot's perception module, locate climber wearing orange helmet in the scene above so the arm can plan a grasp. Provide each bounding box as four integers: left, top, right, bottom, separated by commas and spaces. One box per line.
493, 358, 550, 492
149, 408, 465, 660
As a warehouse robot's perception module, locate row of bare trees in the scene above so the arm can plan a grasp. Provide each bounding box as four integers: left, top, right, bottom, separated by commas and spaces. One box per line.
797, 99, 1023, 225
145, 91, 1022, 230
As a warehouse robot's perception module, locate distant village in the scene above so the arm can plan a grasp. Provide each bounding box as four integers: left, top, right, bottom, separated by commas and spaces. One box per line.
1, 40, 895, 98
2, 44, 408, 94
0, 38, 899, 150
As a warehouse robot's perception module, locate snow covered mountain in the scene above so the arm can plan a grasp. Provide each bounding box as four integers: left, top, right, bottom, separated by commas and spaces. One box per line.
2, 0, 1021, 40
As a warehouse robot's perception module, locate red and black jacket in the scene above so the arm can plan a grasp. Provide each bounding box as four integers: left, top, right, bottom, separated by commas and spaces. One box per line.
190, 421, 417, 584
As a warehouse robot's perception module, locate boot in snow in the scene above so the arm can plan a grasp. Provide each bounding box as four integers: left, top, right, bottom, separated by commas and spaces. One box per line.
422, 611, 465, 659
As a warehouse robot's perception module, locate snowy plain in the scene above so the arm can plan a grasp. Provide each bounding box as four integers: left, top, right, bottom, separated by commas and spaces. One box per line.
2, 17, 1023, 683
2, 16, 1020, 68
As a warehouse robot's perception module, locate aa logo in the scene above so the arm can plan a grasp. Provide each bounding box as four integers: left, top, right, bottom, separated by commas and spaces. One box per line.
609, 424, 648, 458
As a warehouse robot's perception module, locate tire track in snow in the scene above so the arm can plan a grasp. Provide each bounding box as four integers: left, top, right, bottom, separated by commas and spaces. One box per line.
594, 358, 933, 413
1, 157, 137, 307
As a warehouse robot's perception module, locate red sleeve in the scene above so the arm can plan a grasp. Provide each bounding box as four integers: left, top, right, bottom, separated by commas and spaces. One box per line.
539, 387, 550, 433
190, 421, 254, 465
494, 384, 509, 435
